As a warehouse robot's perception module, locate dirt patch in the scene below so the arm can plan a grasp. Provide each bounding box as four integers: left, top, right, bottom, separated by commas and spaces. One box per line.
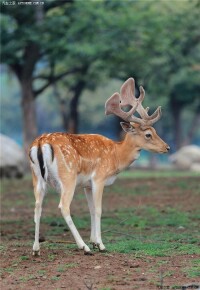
1, 175, 200, 289
1, 244, 199, 290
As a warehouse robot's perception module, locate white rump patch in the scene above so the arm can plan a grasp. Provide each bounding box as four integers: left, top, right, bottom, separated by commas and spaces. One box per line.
29, 146, 38, 164
30, 146, 46, 192
42, 144, 53, 181
42, 144, 53, 163
45, 146, 62, 192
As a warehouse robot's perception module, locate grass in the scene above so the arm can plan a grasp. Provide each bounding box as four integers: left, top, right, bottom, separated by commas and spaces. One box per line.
1, 171, 199, 258
183, 259, 200, 278
57, 263, 78, 272
20, 255, 29, 261
1, 170, 200, 288
106, 183, 152, 196
184, 267, 200, 278
38, 203, 200, 257
108, 239, 200, 256
119, 169, 200, 179
51, 276, 60, 281
107, 206, 190, 228
37, 270, 46, 275
100, 202, 200, 257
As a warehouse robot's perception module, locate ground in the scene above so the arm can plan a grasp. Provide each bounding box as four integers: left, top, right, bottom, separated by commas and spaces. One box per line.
1, 170, 200, 290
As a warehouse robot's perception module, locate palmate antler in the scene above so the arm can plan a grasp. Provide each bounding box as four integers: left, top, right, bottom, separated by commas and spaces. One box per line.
105, 78, 162, 126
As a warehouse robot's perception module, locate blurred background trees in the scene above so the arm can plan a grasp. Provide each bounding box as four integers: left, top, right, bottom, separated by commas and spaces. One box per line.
1, 0, 200, 153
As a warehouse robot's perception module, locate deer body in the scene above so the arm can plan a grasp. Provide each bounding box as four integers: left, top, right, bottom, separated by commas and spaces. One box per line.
30, 78, 169, 256
31, 133, 119, 188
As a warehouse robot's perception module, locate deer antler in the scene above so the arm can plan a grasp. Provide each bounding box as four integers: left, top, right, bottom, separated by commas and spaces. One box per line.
105, 78, 162, 126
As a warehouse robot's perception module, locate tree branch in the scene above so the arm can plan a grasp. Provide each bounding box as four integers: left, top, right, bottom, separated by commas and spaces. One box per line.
34, 67, 81, 96
33, 74, 50, 80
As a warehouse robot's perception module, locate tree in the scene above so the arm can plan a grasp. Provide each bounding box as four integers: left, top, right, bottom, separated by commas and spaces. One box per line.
1, 0, 199, 152
106, 0, 200, 149
0, 0, 131, 148
168, 2, 200, 149
30, 0, 141, 134
147, 0, 200, 149
1, 0, 77, 151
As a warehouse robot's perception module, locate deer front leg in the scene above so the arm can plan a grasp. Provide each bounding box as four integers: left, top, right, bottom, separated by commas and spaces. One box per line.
92, 180, 106, 252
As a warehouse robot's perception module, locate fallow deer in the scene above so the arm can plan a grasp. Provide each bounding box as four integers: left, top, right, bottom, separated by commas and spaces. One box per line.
29, 78, 170, 256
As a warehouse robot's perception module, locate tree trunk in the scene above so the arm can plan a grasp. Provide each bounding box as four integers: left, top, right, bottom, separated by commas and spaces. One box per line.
60, 99, 69, 132
183, 106, 200, 146
170, 96, 183, 150
11, 42, 40, 153
21, 80, 38, 153
68, 93, 79, 133
53, 84, 69, 131
68, 76, 88, 134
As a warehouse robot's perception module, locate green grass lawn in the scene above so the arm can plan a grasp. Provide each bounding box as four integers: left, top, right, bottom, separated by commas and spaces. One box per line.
119, 169, 200, 179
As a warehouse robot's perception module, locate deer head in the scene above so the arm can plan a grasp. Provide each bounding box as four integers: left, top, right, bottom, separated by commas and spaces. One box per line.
105, 78, 170, 153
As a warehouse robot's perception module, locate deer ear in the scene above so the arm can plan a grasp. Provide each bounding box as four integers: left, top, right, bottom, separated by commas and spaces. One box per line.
120, 122, 136, 133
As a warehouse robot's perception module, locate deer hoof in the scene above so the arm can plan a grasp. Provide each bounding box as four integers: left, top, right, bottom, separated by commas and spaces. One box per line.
99, 248, 107, 253
32, 250, 40, 256
83, 245, 93, 255
92, 243, 98, 249
84, 250, 93, 256
97, 243, 106, 252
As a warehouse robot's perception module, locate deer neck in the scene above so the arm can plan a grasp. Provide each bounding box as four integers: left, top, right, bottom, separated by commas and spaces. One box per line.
115, 133, 141, 171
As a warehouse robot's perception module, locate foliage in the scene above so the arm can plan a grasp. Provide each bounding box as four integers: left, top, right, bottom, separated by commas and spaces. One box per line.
0, 0, 200, 148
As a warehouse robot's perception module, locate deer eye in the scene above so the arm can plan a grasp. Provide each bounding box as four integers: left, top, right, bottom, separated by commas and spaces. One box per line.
145, 133, 152, 138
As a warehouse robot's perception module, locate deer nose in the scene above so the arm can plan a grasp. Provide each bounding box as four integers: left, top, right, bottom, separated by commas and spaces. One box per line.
166, 145, 170, 151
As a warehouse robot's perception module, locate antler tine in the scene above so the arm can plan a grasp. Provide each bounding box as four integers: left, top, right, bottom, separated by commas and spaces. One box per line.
119, 78, 146, 125
148, 106, 162, 125
120, 80, 150, 119
105, 78, 162, 126
137, 86, 152, 119
105, 92, 145, 125
137, 86, 162, 124
120, 81, 152, 123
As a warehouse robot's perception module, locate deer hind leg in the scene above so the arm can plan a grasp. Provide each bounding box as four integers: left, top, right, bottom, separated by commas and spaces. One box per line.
84, 187, 96, 247
32, 171, 46, 256
59, 177, 92, 255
